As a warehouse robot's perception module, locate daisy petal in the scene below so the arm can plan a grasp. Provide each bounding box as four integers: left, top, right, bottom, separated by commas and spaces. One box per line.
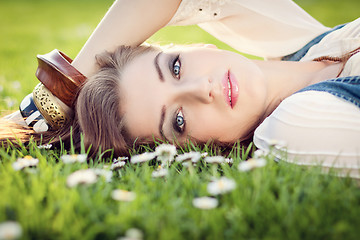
151, 168, 169, 178
111, 161, 126, 170
61, 154, 87, 164
238, 158, 267, 172
155, 144, 177, 165
204, 156, 225, 164
207, 177, 236, 195
12, 156, 39, 171
175, 152, 201, 163
111, 189, 136, 202
192, 197, 218, 209
130, 152, 156, 164
0, 221, 22, 240
66, 169, 97, 187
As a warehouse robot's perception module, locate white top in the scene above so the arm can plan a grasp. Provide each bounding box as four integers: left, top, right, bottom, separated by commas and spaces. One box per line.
254, 18, 360, 178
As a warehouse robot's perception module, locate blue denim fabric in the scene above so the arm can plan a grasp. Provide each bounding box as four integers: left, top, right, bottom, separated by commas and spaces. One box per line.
296, 76, 360, 109
282, 24, 346, 61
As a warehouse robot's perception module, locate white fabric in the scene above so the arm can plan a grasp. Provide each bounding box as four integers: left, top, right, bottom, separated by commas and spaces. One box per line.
168, 0, 330, 58
300, 17, 360, 62
254, 92, 360, 178
254, 18, 360, 178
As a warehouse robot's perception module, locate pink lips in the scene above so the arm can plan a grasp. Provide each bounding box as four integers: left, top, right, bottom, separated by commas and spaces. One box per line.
222, 70, 239, 108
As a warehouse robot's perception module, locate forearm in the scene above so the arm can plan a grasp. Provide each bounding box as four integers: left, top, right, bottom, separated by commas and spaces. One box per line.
72, 0, 181, 77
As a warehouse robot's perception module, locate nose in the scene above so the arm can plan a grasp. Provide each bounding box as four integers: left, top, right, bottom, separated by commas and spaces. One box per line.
173, 76, 213, 104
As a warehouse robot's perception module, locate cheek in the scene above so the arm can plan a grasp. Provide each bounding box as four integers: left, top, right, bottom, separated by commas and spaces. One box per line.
186, 103, 260, 142
189, 120, 241, 142
186, 107, 234, 141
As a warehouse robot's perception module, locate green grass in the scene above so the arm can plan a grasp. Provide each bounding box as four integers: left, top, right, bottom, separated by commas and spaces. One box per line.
1, 0, 360, 239
1, 141, 360, 240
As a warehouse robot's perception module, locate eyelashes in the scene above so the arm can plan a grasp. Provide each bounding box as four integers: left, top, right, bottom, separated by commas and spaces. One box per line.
172, 54, 181, 79
173, 107, 186, 134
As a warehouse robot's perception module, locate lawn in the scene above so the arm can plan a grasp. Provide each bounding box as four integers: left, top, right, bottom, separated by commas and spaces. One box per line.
0, 0, 360, 239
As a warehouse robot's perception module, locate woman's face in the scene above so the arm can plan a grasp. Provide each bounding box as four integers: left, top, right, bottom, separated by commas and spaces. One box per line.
119, 46, 268, 144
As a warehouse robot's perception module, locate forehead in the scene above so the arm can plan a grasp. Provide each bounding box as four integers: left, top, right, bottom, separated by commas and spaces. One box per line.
119, 50, 163, 139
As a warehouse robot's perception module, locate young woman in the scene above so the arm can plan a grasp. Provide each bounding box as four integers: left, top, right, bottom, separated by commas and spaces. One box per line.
3, 0, 360, 178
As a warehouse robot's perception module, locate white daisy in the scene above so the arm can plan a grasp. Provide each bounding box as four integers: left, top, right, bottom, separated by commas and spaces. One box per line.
111, 189, 136, 202
115, 156, 129, 162
93, 169, 113, 182
224, 158, 233, 165
204, 156, 225, 164
207, 177, 236, 195
111, 161, 126, 170
253, 149, 268, 159
154, 144, 177, 164
125, 228, 143, 240
66, 169, 97, 188
130, 152, 156, 164
192, 197, 218, 209
0, 221, 22, 240
238, 158, 267, 172
175, 151, 201, 163
151, 168, 169, 178
61, 154, 87, 164
37, 144, 52, 149
12, 156, 39, 171
118, 228, 144, 240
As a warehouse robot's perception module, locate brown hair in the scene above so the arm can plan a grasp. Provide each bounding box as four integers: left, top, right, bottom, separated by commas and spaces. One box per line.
75, 45, 157, 157
313, 46, 360, 76
0, 45, 156, 158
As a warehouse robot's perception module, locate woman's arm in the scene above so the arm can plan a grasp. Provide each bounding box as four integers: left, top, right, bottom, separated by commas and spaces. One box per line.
71, 0, 181, 77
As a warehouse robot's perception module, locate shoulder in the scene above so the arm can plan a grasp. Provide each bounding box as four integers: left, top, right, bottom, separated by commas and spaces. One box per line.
254, 91, 360, 172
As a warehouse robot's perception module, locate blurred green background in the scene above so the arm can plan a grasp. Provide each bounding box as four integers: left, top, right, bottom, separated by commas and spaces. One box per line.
0, 0, 359, 113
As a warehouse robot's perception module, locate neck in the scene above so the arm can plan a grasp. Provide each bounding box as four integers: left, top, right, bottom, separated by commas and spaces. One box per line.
254, 59, 342, 120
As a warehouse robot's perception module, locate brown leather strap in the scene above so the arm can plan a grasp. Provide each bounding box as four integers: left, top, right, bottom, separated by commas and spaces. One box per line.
36, 49, 87, 107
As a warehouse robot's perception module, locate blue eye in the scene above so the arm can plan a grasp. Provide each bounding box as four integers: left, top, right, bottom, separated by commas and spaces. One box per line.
176, 114, 184, 127
173, 56, 181, 79
173, 108, 185, 133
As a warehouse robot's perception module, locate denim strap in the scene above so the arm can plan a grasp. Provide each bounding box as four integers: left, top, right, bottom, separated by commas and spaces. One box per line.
296, 76, 360, 108
282, 24, 346, 61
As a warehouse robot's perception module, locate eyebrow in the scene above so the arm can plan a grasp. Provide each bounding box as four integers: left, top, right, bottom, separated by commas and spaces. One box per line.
159, 105, 166, 139
154, 52, 164, 82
